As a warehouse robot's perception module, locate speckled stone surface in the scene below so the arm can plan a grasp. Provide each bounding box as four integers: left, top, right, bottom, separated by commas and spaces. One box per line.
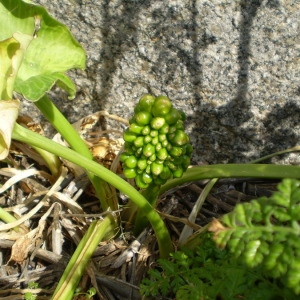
26, 0, 300, 165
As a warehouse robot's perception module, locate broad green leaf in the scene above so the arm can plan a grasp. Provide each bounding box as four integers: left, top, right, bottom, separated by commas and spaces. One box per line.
0, 0, 86, 101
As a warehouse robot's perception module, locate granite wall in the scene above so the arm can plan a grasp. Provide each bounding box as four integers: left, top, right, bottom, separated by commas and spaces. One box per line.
26, 0, 300, 164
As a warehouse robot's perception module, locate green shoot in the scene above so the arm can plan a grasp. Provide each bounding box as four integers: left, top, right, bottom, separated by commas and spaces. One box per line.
52, 215, 116, 300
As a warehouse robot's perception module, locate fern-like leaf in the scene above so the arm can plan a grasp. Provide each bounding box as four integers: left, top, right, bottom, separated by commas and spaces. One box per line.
209, 178, 300, 294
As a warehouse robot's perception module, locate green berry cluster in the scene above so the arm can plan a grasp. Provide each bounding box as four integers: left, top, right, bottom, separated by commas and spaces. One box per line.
120, 95, 193, 189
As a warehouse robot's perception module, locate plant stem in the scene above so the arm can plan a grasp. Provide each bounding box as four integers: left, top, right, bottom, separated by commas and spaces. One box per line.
12, 123, 173, 257
34, 95, 113, 211
159, 164, 300, 195
178, 178, 218, 245
30, 146, 61, 176
52, 214, 116, 300
133, 183, 161, 235
0, 207, 19, 232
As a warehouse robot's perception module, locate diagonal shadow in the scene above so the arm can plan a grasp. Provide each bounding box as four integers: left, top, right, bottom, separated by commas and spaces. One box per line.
87, 0, 151, 103
215, 0, 263, 127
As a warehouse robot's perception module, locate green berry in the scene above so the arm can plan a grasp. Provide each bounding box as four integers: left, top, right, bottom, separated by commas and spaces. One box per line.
133, 136, 144, 148
150, 130, 158, 137
181, 155, 191, 170
166, 143, 172, 152
151, 95, 172, 117
168, 126, 177, 134
173, 167, 184, 178
172, 156, 183, 165
142, 125, 151, 135
119, 152, 131, 162
135, 174, 149, 189
157, 148, 168, 160
135, 111, 152, 126
158, 134, 167, 142
151, 162, 164, 175
123, 167, 137, 179
165, 107, 181, 125
129, 123, 144, 134
159, 124, 169, 134
149, 153, 156, 162
171, 130, 189, 146
142, 172, 153, 184
145, 164, 151, 174
144, 135, 152, 144
185, 143, 193, 155
170, 146, 183, 157
124, 156, 137, 168
123, 129, 137, 143
166, 161, 177, 171
151, 136, 159, 145
150, 117, 166, 130
143, 143, 155, 157
138, 94, 156, 112
135, 147, 143, 157
175, 120, 184, 130
161, 140, 169, 148
137, 158, 148, 170
155, 142, 162, 152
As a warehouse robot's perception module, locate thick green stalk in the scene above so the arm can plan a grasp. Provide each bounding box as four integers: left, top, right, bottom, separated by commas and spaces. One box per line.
34, 95, 112, 211
160, 164, 300, 195
133, 183, 161, 234
12, 123, 173, 257
52, 215, 116, 300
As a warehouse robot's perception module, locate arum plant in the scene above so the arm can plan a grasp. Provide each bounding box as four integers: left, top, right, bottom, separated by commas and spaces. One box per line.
2, 1, 300, 298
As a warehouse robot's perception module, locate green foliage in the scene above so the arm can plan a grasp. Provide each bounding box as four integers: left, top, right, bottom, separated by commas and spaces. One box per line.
24, 293, 36, 300
120, 94, 193, 188
0, 0, 86, 101
28, 282, 39, 289
74, 287, 96, 299
141, 179, 300, 299
24, 282, 38, 300
210, 178, 300, 294
140, 235, 296, 299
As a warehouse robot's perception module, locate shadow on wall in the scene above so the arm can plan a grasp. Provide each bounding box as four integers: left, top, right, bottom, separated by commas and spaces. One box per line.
87, 0, 152, 102
86, 0, 300, 163
191, 0, 300, 163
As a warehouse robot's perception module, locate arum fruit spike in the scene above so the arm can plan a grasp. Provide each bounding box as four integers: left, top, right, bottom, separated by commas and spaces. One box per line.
120, 95, 193, 189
